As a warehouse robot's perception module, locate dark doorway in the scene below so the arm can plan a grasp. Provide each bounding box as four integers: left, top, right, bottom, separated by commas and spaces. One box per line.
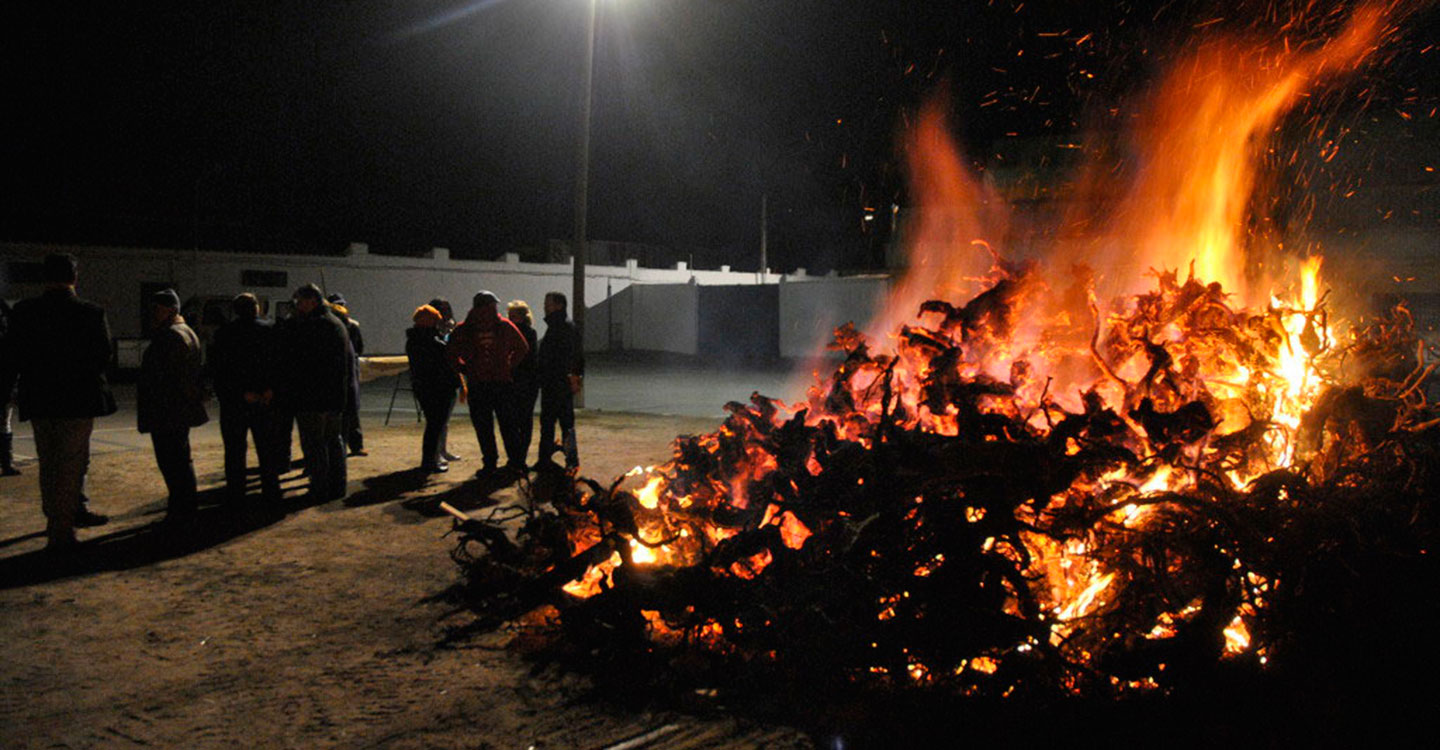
697, 285, 779, 362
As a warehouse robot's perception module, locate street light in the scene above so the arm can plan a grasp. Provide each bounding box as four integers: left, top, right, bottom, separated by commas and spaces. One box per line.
572, 0, 598, 405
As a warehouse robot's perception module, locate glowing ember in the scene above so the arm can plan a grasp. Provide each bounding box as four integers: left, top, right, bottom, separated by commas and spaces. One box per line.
447, 1, 1437, 703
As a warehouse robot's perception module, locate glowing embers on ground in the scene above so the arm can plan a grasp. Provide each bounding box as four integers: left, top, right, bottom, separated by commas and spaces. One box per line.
543, 252, 1350, 692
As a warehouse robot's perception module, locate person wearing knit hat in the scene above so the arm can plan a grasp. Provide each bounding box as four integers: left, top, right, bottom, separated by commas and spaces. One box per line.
406, 305, 462, 472
138, 287, 208, 521
446, 291, 529, 477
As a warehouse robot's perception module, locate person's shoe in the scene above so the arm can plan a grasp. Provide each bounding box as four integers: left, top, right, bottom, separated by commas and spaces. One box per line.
348, 448, 368, 457
441, 450, 463, 462
74, 509, 110, 527
423, 462, 449, 474
1, 465, 19, 477
474, 465, 497, 479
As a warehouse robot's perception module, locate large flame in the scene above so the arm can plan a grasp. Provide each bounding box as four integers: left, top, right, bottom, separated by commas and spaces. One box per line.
542, 2, 1402, 693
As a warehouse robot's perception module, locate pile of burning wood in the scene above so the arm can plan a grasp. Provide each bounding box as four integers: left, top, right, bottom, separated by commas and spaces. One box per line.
437, 261, 1440, 706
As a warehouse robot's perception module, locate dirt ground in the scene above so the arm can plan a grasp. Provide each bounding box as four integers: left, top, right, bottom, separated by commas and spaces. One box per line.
0, 411, 813, 749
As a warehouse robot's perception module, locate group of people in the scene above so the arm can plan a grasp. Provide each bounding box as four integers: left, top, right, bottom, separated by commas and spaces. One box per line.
0, 253, 584, 553
405, 290, 582, 476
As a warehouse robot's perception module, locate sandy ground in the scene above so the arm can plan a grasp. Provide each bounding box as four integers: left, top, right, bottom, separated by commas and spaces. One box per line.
0, 409, 813, 749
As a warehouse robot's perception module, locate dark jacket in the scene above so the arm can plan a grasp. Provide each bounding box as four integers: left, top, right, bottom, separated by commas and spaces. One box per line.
138, 317, 209, 433
337, 313, 364, 356
405, 326, 460, 399
9, 287, 117, 420
208, 317, 277, 405
538, 311, 584, 389
333, 308, 363, 410
446, 313, 529, 384
283, 305, 353, 413
512, 322, 539, 394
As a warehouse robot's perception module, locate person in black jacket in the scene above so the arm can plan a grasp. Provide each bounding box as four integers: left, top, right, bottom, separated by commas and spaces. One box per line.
0, 299, 20, 476
405, 305, 461, 472
138, 289, 209, 519
427, 297, 462, 463
536, 292, 583, 470
506, 300, 540, 469
209, 293, 282, 502
9, 254, 117, 550
284, 284, 352, 500
327, 293, 366, 457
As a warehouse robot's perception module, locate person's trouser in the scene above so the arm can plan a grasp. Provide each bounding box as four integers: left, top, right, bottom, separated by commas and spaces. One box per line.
343, 391, 364, 453
295, 411, 346, 499
509, 385, 538, 468
276, 409, 296, 468
539, 385, 578, 467
32, 417, 93, 543
467, 382, 514, 470
151, 428, 198, 514
417, 388, 456, 468
220, 401, 282, 499
1, 397, 16, 472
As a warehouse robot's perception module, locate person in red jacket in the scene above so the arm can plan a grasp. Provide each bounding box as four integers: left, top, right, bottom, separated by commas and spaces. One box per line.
446, 291, 529, 477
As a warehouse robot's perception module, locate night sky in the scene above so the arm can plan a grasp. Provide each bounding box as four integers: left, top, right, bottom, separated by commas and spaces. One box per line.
4, 1, 1437, 271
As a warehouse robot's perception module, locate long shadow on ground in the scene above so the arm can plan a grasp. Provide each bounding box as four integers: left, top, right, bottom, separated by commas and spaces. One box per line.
0, 486, 335, 590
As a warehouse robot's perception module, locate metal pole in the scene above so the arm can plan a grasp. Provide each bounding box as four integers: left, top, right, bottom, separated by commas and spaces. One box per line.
759, 193, 768, 280
573, 0, 596, 407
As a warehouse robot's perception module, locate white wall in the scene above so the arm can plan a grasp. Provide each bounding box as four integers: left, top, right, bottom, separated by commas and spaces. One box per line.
623, 284, 700, 355
0, 243, 778, 354
1, 242, 896, 360
778, 275, 891, 358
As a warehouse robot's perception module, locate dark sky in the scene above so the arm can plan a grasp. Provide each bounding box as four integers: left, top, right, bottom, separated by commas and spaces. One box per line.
4, 1, 1437, 270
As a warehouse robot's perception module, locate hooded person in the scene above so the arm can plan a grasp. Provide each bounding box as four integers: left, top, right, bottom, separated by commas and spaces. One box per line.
406, 305, 462, 472
445, 290, 529, 476
283, 283, 352, 500
138, 288, 209, 520
326, 292, 366, 456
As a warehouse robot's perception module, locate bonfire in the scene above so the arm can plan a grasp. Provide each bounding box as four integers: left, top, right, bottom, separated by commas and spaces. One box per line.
438, 0, 1438, 715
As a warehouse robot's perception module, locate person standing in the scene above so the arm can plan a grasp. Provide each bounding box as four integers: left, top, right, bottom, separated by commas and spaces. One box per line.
405, 305, 461, 472
327, 293, 366, 457
208, 293, 282, 502
506, 300, 540, 468
9, 254, 116, 549
446, 291, 529, 477
138, 289, 209, 520
537, 292, 583, 470
284, 284, 352, 500
0, 299, 20, 476
427, 297, 462, 463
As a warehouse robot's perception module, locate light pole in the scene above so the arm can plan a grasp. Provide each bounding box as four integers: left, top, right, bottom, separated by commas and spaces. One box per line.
572, 0, 598, 405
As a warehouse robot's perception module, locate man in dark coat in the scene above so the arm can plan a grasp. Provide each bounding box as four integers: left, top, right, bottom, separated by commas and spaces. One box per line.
285, 284, 352, 500
138, 289, 209, 519
405, 305, 461, 472
9, 254, 117, 549
208, 293, 282, 502
537, 292, 583, 470
327, 293, 366, 457
446, 290, 529, 476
